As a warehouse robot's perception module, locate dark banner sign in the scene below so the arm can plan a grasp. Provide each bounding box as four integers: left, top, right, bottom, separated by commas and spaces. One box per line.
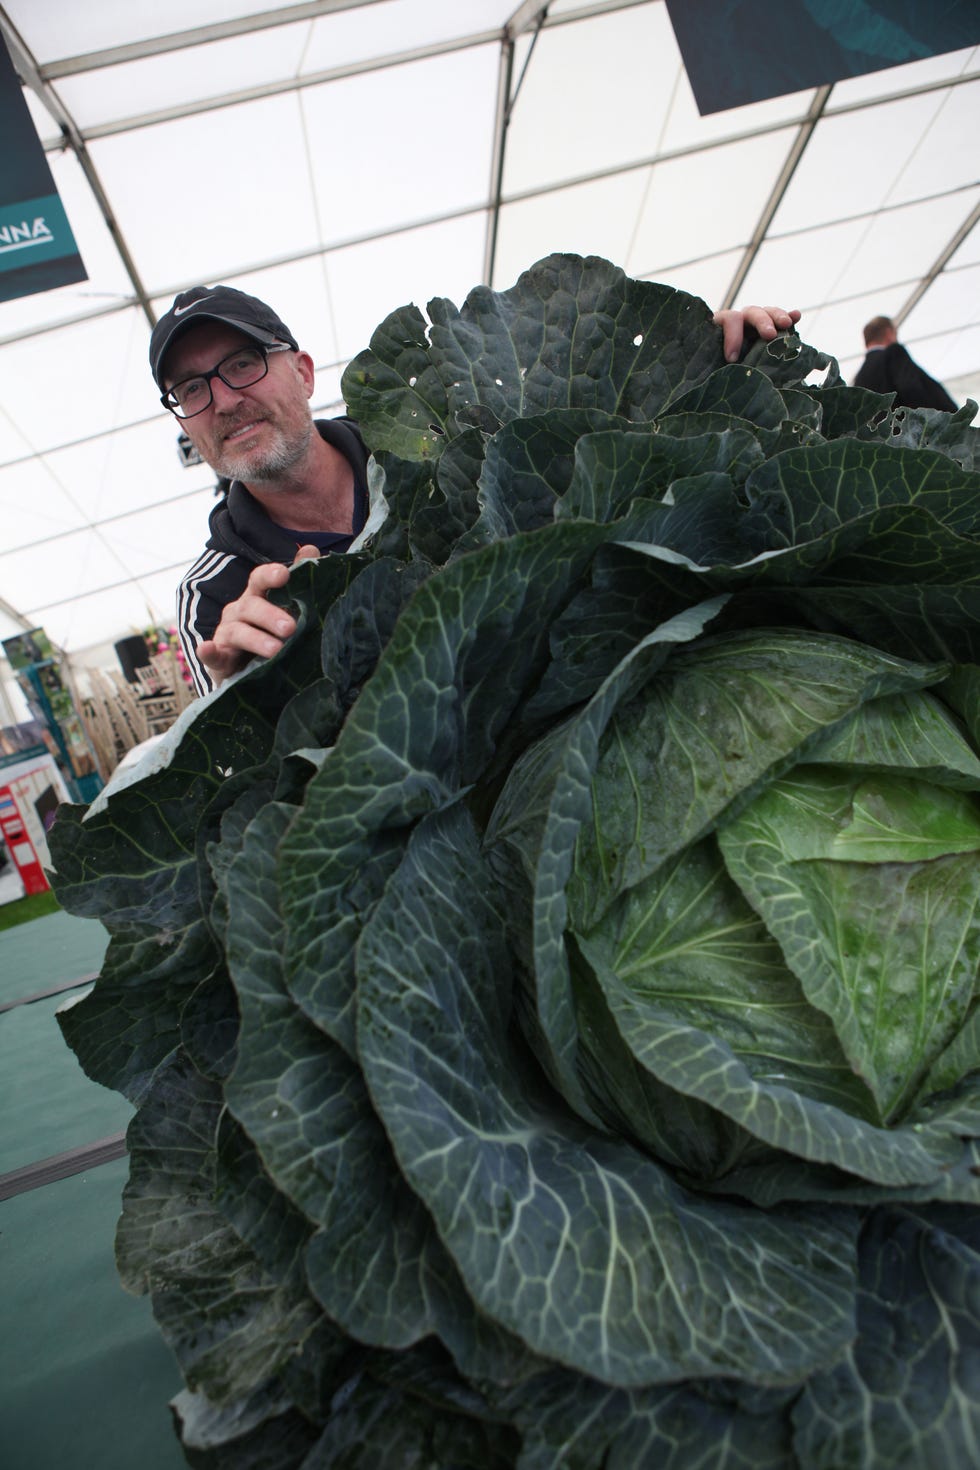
0, 36, 86, 303
665, 0, 980, 115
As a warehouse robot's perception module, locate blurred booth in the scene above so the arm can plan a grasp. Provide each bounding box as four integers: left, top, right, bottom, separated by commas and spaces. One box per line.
1, 629, 101, 806
0, 748, 69, 898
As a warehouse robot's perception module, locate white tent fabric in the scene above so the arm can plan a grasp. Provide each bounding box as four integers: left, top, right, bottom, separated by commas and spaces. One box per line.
0, 0, 978, 659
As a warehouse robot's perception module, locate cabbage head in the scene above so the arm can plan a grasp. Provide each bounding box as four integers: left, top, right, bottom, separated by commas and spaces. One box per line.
50, 255, 980, 1469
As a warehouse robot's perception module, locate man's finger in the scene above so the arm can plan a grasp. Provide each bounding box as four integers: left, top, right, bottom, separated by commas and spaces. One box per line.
246, 560, 291, 595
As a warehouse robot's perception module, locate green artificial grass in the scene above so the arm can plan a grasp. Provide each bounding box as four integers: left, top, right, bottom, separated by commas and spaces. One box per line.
0, 889, 61, 932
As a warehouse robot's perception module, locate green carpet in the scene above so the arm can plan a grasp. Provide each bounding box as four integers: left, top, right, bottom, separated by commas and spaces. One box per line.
0, 990, 134, 1173
0, 906, 109, 1006
0, 887, 60, 931
0, 911, 186, 1469
2, 1159, 185, 1469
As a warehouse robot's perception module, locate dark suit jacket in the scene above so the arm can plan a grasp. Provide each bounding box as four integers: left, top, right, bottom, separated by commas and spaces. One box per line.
853, 342, 957, 412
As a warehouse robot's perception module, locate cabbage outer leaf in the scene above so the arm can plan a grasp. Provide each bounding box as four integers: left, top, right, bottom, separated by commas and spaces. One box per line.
792, 1207, 980, 1469
357, 802, 859, 1389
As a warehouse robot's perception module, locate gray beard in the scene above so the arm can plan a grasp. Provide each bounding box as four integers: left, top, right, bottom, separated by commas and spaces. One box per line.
214, 421, 312, 484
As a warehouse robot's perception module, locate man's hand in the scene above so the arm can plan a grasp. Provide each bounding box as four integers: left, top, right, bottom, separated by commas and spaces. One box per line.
198, 544, 321, 686
713, 305, 802, 364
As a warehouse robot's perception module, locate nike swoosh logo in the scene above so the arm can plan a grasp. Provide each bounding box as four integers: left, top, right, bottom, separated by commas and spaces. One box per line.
173, 301, 201, 316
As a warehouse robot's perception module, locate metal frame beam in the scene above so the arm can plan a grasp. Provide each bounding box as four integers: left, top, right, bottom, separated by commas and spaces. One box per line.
35, 1, 389, 78
897, 195, 980, 326
720, 84, 832, 310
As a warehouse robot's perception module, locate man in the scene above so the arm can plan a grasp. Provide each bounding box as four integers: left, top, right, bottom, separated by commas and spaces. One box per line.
152, 285, 800, 696
853, 315, 957, 414
151, 286, 371, 696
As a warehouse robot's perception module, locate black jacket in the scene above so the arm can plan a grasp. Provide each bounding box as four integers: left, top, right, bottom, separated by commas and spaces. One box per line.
853, 342, 957, 413
177, 418, 370, 695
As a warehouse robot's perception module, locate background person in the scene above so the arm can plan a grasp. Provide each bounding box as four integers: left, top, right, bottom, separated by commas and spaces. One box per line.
853, 315, 957, 413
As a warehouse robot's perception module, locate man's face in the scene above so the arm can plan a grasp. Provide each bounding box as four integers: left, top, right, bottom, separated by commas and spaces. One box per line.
163, 322, 316, 484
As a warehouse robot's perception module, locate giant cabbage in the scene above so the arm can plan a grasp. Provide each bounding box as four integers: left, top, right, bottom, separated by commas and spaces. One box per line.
50, 255, 980, 1468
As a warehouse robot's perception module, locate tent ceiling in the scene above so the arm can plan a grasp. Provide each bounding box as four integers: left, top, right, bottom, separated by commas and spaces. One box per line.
0, 0, 977, 655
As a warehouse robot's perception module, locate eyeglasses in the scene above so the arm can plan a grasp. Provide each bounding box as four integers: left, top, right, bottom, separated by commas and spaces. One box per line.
161, 342, 292, 418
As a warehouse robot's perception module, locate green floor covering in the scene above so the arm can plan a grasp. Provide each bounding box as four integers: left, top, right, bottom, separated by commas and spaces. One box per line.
0, 905, 109, 1001
0, 989, 135, 1174
1, 911, 184, 1469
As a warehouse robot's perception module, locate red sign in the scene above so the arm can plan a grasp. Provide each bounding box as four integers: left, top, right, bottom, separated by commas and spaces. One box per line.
0, 784, 49, 894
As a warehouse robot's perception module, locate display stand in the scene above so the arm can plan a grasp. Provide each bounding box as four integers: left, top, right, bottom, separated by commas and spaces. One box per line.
2, 629, 102, 806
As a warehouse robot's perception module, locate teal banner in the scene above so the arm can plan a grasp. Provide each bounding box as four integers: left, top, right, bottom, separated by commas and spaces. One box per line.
0, 37, 86, 303
665, 0, 980, 115
0, 194, 81, 269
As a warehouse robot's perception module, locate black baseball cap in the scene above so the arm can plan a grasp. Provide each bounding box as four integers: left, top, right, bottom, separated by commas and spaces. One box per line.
150, 284, 299, 387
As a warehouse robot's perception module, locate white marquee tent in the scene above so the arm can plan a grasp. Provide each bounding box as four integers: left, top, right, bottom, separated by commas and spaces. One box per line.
0, 0, 978, 692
